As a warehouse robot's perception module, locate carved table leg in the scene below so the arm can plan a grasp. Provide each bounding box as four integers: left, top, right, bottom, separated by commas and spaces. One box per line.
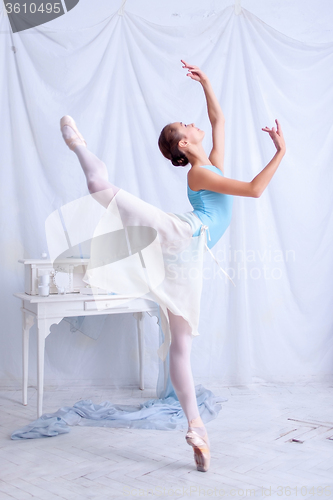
37, 321, 46, 418
22, 311, 35, 406
36, 314, 62, 418
134, 312, 144, 390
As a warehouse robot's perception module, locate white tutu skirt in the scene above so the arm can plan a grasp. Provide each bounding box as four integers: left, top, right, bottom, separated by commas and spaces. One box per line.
81, 188, 209, 361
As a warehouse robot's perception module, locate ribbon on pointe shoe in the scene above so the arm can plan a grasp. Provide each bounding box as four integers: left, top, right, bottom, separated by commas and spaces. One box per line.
60, 116, 87, 151
185, 428, 211, 472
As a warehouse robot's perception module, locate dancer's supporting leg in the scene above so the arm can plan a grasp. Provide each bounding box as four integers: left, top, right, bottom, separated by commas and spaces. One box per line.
167, 309, 209, 440
62, 124, 120, 208
167, 309, 210, 471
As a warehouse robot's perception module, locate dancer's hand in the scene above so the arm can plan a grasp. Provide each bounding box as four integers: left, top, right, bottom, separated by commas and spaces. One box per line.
181, 60, 208, 84
262, 119, 286, 154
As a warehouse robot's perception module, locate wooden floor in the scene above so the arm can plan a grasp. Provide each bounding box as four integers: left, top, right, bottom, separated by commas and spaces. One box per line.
1, 382, 333, 499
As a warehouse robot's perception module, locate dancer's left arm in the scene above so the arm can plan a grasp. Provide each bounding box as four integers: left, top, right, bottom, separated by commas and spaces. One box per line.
181, 60, 225, 173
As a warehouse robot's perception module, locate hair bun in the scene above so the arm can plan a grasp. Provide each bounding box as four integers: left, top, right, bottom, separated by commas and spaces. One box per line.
171, 155, 189, 167
158, 123, 189, 168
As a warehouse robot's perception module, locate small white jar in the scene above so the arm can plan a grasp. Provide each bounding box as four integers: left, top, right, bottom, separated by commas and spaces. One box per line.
39, 274, 50, 286
38, 284, 50, 297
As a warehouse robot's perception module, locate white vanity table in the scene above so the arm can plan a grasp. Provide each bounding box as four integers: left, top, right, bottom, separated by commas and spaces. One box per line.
14, 258, 162, 418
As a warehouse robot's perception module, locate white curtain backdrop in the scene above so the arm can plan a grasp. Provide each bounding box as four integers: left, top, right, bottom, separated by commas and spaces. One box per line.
1, 0, 333, 389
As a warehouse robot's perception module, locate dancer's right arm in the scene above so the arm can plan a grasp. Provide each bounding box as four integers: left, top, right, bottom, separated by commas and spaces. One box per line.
189, 120, 286, 198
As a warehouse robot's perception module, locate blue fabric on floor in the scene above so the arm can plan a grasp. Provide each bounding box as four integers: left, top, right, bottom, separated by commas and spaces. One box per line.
11, 307, 227, 439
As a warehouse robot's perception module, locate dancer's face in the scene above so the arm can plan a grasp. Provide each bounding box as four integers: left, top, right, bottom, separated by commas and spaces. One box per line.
172, 122, 205, 146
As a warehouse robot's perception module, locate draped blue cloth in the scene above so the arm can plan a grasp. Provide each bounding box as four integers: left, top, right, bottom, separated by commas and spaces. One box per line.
11, 307, 227, 439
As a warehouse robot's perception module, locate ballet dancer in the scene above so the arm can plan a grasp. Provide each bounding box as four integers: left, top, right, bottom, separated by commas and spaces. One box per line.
60, 59, 286, 473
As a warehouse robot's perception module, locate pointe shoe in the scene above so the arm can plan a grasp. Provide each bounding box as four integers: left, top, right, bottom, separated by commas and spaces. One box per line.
60, 115, 87, 151
185, 428, 211, 472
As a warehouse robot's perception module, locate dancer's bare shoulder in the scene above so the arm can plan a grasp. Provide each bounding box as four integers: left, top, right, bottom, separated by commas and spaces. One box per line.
187, 166, 203, 192
188, 165, 215, 191
188, 165, 254, 197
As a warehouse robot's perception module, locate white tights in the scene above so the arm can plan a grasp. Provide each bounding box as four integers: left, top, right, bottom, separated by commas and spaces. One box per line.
74, 143, 120, 209
167, 309, 204, 426
66, 135, 206, 434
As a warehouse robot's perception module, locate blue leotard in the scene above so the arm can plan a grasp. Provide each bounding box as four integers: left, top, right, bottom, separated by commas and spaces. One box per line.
188, 165, 233, 249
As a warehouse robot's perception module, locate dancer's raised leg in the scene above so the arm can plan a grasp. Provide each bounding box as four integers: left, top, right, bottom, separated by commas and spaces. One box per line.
60, 116, 120, 208
167, 309, 211, 472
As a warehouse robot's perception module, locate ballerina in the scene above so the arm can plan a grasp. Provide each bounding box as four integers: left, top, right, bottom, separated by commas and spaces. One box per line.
59, 59, 286, 472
